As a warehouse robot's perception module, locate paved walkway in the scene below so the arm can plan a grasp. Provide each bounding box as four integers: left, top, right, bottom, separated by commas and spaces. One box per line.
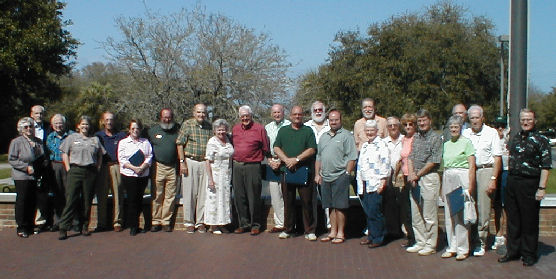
1, 229, 554, 279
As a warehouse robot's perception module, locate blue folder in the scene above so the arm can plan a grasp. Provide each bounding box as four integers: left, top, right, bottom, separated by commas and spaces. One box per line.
129, 150, 145, 167
446, 186, 465, 216
264, 165, 310, 185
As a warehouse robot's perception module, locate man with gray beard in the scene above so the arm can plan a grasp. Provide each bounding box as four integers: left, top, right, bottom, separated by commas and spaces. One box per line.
148, 108, 181, 232
354, 98, 388, 150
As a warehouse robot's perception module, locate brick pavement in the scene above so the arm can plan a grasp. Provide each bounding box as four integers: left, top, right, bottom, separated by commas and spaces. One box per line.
1, 229, 555, 279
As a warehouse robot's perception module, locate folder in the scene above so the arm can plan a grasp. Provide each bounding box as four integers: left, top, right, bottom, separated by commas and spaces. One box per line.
446, 186, 465, 216
129, 150, 145, 167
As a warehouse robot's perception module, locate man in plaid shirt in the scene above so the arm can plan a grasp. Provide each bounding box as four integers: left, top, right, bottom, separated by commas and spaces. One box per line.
176, 104, 212, 233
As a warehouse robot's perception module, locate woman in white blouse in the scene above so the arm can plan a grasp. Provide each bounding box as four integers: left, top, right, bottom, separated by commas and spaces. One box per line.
117, 119, 153, 236
204, 119, 234, 234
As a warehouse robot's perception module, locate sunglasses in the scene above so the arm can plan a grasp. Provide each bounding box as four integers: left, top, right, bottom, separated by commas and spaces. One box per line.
402, 123, 414, 127
22, 125, 32, 129
313, 108, 323, 112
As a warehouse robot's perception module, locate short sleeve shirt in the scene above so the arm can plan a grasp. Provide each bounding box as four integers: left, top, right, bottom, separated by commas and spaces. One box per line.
443, 136, 475, 169
316, 127, 358, 182
60, 133, 106, 166
509, 129, 552, 177
176, 118, 212, 159
462, 124, 502, 166
409, 129, 442, 172
274, 125, 317, 170
148, 123, 180, 165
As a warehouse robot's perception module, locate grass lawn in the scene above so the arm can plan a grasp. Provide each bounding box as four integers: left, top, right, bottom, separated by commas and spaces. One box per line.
0, 154, 7, 163
0, 168, 11, 179
547, 169, 556, 194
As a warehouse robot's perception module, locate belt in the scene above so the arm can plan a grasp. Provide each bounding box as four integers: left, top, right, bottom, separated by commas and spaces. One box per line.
477, 164, 493, 169
186, 156, 205, 162
233, 160, 260, 165
52, 160, 64, 164
70, 164, 95, 168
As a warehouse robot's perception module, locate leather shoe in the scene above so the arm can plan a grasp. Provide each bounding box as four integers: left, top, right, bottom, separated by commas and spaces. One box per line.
250, 228, 260, 235
151, 225, 162, 232
522, 257, 536, 266
58, 230, 68, 240
360, 239, 371, 245
269, 227, 285, 233
162, 225, 172, 232
368, 243, 382, 249
234, 227, 246, 234
498, 255, 520, 263
130, 228, 138, 236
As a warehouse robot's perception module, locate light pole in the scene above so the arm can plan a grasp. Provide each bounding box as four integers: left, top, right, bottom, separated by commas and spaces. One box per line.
498, 35, 509, 118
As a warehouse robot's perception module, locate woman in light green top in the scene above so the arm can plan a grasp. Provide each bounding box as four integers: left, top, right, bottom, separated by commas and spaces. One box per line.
441, 115, 476, 261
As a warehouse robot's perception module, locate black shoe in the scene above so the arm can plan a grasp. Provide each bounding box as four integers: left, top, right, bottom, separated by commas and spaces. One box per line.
94, 227, 109, 233
151, 225, 162, 232
498, 255, 520, 263
50, 225, 59, 232
58, 230, 68, 240
162, 225, 172, 232
130, 228, 138, 236
522, 257, 537, 267
72, 225, 81, 232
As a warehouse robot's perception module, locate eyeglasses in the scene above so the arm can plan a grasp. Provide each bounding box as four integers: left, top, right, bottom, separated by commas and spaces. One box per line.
313, 108, 323, 112
402, 123, 414, 127
387, 124, 399, 128
22, 125, 31, 129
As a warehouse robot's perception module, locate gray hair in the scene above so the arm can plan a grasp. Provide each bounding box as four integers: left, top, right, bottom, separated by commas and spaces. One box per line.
50, 113, 66, 124
467, 105, 483, 117
447, 115, 464, 127
386, 116, 400, 125
212, 119, 230, 131
238, 105, 253, 116
17, 117, 35, 135
311, 101, 325, 111
519, 108, 535, 118
364, 119, 377, 129
416, 109, 431, 119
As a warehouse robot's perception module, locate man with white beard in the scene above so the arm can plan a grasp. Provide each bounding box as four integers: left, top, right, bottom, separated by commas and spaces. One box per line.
305, 101, 332, 230
148, 108, 181, 232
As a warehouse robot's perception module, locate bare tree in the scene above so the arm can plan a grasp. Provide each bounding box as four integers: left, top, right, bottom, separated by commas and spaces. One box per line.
103, 6, 291, 124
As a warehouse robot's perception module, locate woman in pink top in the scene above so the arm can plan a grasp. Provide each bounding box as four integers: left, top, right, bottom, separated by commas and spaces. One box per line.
398, 113, 417, 247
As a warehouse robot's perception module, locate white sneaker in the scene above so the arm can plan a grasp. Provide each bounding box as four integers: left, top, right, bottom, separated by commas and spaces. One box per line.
279, 231, 291, 239
473, 246, 486, 256
418, 247, 436, 256
305, 233, 317, 241
406, 245, 423, 253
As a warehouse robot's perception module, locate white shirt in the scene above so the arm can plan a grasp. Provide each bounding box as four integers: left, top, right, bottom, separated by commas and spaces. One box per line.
304, 119, 330, 144
34, 122, 45, 141
117, 136, 153, 177
265, 119, 291, 156
385, 134, 404, 171
462, 124, 502, 166
356, 137, 390, 194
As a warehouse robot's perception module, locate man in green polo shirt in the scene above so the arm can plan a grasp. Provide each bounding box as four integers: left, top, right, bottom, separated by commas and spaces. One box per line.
274, 106, 317, 240
314, 110, 357, 244
148, 108, 180, 232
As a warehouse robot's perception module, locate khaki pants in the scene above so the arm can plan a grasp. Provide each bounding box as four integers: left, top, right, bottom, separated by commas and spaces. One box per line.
471, 167, 494, 248
264, 180, 284, 228
410, 172, 440, 249
96, 163, 123, 227
151, 162, 177, 226
181, 158, 207, 226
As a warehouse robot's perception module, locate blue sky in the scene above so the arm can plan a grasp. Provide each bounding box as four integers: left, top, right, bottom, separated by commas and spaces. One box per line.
63, 0, 555, 93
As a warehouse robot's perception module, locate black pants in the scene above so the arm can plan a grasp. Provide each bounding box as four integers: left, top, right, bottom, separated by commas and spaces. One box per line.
383, 181, 414, 241
14, 180, 37, 233
50, 162, 68, 226
282, 175, 316, 234
232, 162, 262, 229
505, 175, 541, 261
122, 175, 148, 229
59, 165, 97, 231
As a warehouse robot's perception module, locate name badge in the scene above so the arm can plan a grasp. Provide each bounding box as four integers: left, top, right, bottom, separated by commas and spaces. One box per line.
156, 134, 163, 139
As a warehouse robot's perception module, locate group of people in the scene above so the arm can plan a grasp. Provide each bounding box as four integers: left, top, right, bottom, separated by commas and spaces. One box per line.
8, 99, 551, 267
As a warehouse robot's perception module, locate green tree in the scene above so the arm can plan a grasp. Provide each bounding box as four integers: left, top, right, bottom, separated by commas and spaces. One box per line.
296, 1, 501, 129
0, 0, 78, 149
530, 86, 556, 130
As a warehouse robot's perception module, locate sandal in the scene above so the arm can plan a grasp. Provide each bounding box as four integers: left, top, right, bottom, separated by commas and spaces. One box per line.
331, 237, 345, 244
320, 235, 335, 242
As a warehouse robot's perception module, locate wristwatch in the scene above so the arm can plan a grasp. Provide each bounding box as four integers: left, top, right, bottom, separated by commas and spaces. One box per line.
179, 159, 185, 163
295, 157, 300, 162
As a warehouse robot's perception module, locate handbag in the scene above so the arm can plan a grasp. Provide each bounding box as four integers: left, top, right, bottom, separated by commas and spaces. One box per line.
463, 190, 477, 225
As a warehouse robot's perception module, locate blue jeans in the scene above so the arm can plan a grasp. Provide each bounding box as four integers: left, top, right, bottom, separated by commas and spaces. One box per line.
362, 191, 385, 244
